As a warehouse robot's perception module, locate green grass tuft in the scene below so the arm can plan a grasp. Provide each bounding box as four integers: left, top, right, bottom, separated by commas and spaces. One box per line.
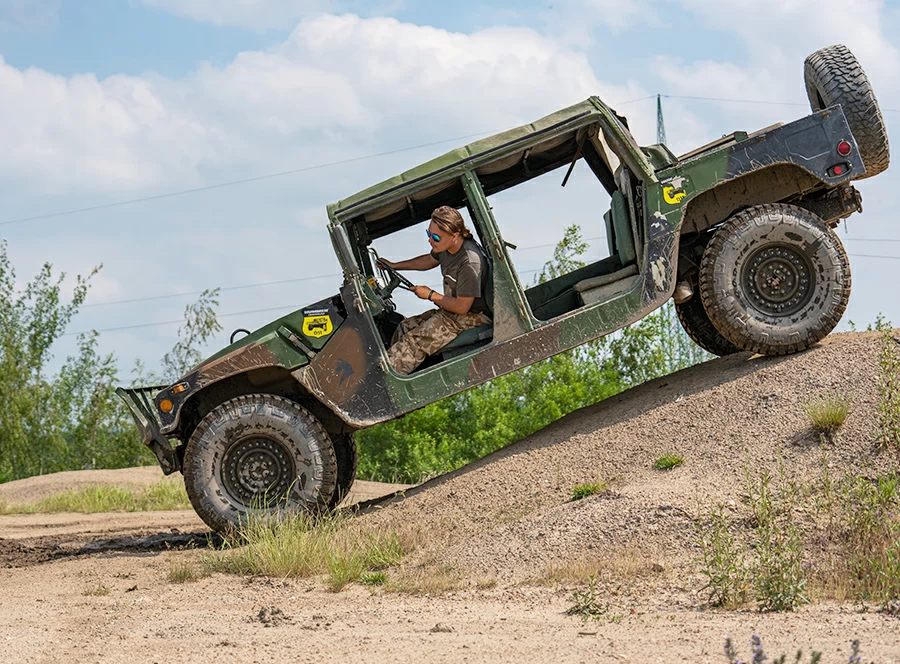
204, 511, 410, 591
802, 394, 853, 435
570, 480, 609, 502
360, 571, 387, 586
654, 453, 684, 470
0, 481, 190, 515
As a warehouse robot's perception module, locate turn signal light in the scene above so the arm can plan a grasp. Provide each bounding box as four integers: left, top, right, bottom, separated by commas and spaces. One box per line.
159, 399, 174, 413
172, 382, 188, 394
837, 140, 852, 156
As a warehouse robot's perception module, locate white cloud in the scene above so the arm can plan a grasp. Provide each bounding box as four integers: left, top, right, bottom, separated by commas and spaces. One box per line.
139, 0, 334, 31
0, 15, 654, 197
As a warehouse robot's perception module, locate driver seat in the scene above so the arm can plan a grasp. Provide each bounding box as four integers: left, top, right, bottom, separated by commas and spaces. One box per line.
438, 247, 494, 357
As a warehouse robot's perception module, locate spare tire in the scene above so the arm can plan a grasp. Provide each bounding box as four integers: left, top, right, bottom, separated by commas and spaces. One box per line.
804, 44, 890, 179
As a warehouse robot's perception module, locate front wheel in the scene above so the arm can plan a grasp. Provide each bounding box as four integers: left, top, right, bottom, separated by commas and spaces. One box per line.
183, 394, 337, 533
675, 295, 741, 357
699, 204, 851, 356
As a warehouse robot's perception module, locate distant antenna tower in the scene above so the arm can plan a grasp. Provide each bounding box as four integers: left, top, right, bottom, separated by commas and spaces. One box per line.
656, 94, 667, 145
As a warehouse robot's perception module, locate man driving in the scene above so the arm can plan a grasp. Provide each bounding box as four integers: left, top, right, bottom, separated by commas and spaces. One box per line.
377, 206, 491, 375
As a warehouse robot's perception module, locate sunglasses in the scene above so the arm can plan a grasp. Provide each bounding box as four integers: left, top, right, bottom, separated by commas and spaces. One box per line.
426, 229, 442, 242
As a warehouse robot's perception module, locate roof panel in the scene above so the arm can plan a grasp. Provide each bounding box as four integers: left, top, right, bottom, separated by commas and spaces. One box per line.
332, 98, 600, 218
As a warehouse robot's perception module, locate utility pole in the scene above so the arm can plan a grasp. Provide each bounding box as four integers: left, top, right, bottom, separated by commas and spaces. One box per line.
656, 94, 667, 145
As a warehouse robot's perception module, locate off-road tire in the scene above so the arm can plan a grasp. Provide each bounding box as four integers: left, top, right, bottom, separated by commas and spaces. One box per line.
183, 394, 337, 533
699, 204, 851, 356
675, 295, 742, 357
329, 433, 358, 509
804, 44, 890, 179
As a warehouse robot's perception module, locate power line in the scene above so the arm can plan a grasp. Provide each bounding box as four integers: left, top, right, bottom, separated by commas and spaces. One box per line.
82, 236, 608, 309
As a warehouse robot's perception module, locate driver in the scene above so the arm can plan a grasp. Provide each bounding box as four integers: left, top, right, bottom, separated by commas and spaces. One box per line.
377, 206, 491, 375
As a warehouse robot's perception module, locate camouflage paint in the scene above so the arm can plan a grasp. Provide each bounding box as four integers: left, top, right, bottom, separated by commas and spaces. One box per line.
119, 96, 866, 464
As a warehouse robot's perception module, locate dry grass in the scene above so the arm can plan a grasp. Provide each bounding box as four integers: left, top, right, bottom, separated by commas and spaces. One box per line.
0, 481, 190, 514
168, 559, 212, 584
802, 394, 853, 436
385, 566, 463, 595
540, 547, 663, 585
83, 584, 110, 597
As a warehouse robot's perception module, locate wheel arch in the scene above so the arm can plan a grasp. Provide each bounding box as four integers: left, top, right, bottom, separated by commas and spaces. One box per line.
176, 366, 352, 447
680, 163, 823, 236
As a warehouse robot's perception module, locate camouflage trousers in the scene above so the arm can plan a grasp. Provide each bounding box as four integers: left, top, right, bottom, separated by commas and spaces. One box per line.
387, 308, 491, 375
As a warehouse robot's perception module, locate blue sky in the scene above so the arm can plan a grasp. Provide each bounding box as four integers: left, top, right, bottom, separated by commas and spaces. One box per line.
1, 0, 899, 378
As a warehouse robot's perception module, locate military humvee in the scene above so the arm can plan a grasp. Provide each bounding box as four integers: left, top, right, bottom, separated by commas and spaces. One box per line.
119, 44, 889, 532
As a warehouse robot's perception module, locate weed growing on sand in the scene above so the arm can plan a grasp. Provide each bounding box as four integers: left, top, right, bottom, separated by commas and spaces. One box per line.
747, 468, 808, 612
565, 577, 607, 620
204, 511, 411, 592
0, 481, 190, 514
697, 503, 749, 607
360, 571, 386, 586
83, 584, 110, 596
570, 479, 609, 501
654, 452, 684, 470
840, 474, 900, 602
876, 328, 900, 450
802, 394, 852, 438
167, 560, 211, 583
723, 633, 827, 664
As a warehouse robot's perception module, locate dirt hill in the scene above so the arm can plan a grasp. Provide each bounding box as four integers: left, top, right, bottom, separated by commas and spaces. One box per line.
362, 330, 895, 591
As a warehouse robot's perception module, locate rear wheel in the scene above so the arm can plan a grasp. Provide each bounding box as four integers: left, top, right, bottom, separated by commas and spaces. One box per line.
804, 44, 890, 179
699, 204, 851, 356
675, 295, 741, 357
183, 394, 337, 533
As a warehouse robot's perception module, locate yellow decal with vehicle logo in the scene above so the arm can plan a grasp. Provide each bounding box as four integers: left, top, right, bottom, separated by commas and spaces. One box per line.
302, 309, 333, 338
663, 185, 686, 205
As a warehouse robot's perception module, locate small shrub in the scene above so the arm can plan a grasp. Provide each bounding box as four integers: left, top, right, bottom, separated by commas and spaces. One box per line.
802, 394, 852, 436
876, 329, 900, 450
167, 560, 210, 583
697, 503, 749, 607
654, 453, 684, 470
570, 480, 608, 501
565, 576, 606, 620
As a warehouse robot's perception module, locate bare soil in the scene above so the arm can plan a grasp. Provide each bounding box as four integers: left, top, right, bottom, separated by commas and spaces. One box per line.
1, 331, 898, 663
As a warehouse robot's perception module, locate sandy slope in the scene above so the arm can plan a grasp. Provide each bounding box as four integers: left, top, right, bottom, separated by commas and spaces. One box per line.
0, 331, 898, 663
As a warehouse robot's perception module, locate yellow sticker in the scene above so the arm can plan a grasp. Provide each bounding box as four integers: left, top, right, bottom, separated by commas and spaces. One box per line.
663, 185, 686, 205
302, 314, 333, 338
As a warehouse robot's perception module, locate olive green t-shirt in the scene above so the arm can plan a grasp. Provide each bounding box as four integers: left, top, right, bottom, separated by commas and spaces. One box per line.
431, 238, 490, 314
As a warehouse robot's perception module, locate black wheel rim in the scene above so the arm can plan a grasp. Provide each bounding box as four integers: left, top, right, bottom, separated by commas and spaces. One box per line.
741, 244, 814, 317
221, 437, 297, 507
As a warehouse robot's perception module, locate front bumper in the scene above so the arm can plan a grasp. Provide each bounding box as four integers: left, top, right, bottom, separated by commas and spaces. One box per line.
116, 385, 181, 475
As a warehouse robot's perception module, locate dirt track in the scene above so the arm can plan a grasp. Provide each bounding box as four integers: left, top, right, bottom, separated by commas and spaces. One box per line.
1, 332, 899, 663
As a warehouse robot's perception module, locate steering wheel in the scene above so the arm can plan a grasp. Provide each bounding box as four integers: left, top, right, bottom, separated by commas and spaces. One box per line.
369, 248, 415, 298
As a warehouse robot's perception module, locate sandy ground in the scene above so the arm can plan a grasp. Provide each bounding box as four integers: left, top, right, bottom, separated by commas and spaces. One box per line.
1, 331, 899, 662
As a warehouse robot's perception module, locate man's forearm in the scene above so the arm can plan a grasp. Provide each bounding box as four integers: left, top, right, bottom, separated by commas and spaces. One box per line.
430, 292, 473, 315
